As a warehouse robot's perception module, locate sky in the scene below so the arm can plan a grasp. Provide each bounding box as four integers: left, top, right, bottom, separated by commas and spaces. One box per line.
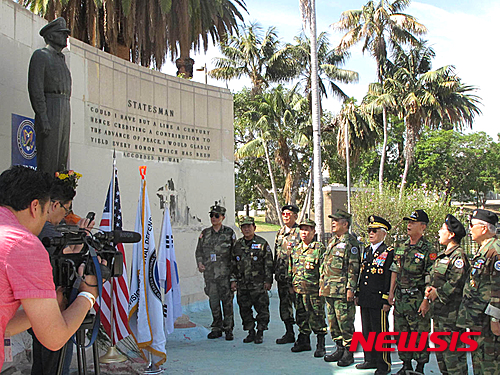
161, 0, 499, 139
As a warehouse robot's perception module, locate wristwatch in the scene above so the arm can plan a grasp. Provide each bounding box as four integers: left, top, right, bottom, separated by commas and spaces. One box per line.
491, 317, 499, 323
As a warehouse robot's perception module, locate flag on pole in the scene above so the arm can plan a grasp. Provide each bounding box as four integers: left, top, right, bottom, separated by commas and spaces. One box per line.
95, 166, 131, 344
128, 166, 166, 366
157, 207, 182, 335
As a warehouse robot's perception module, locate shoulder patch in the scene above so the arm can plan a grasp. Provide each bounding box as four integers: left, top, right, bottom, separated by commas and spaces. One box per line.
494, 260, 500, 272
429, 253, 437, 261
454, 259, 464, 269
351, 247, 358, 255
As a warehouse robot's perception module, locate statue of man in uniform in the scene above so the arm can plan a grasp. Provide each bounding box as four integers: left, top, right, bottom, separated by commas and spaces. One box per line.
28, 17, 72, 175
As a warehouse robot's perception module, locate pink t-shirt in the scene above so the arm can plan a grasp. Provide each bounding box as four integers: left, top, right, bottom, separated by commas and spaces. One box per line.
0, 206, 56, 368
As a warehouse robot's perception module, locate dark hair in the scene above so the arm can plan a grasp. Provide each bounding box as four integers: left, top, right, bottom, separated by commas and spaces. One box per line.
0, 165, 52, 211
50, 178, 76, 205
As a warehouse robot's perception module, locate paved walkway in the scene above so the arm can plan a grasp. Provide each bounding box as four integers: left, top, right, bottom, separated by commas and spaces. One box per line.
3, 291, 472, 374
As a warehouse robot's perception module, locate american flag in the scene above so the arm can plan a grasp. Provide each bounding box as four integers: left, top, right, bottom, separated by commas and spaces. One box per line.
95, 169, 131, 344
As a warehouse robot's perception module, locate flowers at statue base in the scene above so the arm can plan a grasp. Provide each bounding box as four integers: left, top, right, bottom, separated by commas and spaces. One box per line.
55, 169, 82, 189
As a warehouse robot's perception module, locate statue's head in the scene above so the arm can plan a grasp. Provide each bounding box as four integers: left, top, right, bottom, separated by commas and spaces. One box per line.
40, 17, 70, 49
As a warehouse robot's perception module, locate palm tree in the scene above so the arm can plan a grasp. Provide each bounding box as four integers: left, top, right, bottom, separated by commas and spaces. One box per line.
209, 22, 293, 95
332, 0, 427, 192
386, 41, 482, 198
19, 0, 246, 72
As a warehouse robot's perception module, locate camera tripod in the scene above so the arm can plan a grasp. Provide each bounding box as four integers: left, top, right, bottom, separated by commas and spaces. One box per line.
56, 313, 101, 375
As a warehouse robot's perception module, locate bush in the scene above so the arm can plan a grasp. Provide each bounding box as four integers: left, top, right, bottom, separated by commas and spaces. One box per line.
350, 183, 458, 248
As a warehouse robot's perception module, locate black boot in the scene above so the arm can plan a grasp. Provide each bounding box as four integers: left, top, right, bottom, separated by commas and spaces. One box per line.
254, 329, 264, 344
314, 334, 326, 357
276, 322, 295, 344
291, 333, 311, 352
243, 329, 255, 343
396, 361, 413, 374
324, 340, 344, 362
337, 347, 354, 367
415, 362, 425, 374
207, 330, 222, 339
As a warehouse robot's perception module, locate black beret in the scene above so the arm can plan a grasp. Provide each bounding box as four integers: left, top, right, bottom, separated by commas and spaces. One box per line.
40, 17, 70, 37
471, 209, 498, 226
281, 204, 299, 213
368, 215, 392, 231
445, 214, 466, 240
403, 209, 429, 223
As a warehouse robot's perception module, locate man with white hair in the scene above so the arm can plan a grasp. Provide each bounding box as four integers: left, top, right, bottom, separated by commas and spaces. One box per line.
457, 209, 500, 375
356, 216, 394, 375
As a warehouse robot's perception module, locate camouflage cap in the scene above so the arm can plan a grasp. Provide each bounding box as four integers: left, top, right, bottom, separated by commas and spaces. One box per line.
239, 216, 255, 226
328, 209, 352, 224
298, 218, 316, 228
367, 215, 392, 231
471, 209, 498, 226
40, 17, 70, 37
403, 209, 429, 223
209, 203, 226, 215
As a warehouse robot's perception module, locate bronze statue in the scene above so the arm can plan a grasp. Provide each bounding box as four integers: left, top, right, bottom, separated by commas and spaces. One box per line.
28, 17, 72, 175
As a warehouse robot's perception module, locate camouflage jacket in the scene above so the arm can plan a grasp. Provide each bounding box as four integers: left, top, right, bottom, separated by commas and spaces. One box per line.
320, 233, 360, 299
232, 234, 274, 290
195, 225, 236, 280
457, 238, 500, 331
289, 241, 325, 295
430, 244, 470, 316
390, 236, 436, 291
274, 225, 301, 283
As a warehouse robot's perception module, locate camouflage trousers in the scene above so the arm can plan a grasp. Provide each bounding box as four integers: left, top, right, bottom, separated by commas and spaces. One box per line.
236, 286, 270, 331
470, 316, 500, 375
295, 293, 327, 335
277, 280, 295, 324
325, 297, 355, 347
204, 277, 234, 333
433, 312, 468, 375
394, 290, 430, 363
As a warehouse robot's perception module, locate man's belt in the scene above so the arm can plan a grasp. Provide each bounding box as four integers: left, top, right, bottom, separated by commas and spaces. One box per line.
398, 287, 421, 295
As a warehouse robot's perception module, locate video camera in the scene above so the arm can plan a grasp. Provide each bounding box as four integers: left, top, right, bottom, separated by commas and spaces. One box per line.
43, 226, 141, 288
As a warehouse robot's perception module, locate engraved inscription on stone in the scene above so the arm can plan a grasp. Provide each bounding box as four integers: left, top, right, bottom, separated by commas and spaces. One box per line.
84, 101, 221, 162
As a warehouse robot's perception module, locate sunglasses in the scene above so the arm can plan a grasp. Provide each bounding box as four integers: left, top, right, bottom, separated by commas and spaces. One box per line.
367, 228, 378, 234
469, 222, 484, 229
210, 213, 221, 219
282, 212, 292, 217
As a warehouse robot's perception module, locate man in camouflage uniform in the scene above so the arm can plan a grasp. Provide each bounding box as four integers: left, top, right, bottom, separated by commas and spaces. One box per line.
321, 209, 360, 367
356, 215, 394, 375
388, 210, 436, 374
274, 204, 301, 344
195, 204, 236, 340
457, 209, 500, 375
426, 214, 470, 375
288, 218, 327, 357
231, 216, 273, 344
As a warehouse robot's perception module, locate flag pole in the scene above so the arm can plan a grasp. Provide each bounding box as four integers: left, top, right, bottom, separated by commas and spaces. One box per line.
100, 150, 127, 363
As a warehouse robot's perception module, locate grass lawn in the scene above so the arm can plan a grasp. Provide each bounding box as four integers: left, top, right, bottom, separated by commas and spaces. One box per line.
253, 216, 281, 232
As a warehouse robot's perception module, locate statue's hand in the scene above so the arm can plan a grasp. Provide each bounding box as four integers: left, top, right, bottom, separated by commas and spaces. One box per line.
41, 120, 51, 136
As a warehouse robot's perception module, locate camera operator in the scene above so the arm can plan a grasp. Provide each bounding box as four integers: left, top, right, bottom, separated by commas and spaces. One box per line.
30, 177, 95, 375
0, 166, 98, 370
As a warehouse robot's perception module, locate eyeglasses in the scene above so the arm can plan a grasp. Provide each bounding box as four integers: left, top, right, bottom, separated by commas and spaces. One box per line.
210, 213, 220, 219
367, 228, 378, 234
469, 222, 485, 229
59, 202, 71, 216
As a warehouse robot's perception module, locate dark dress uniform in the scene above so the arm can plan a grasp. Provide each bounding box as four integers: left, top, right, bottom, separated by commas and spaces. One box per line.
358, 241, 394, 373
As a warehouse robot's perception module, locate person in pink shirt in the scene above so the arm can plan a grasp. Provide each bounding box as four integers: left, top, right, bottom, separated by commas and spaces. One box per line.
0, 165, 98, 369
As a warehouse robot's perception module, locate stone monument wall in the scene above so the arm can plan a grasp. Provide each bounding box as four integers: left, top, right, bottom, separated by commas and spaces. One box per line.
0, 0, 235, 305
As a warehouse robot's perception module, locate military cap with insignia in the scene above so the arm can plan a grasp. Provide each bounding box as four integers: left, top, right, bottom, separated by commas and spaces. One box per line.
281, 204, 299, 213
445, 214, 466, 241
298, 218, 316, 228
40, 17, 70, 37
367, 215, 392, 231
471, 209, 498, 226
328, 209, 352, 224
403, 209, 429, 223
239, 216, 255, 226
209, 203, 226, 215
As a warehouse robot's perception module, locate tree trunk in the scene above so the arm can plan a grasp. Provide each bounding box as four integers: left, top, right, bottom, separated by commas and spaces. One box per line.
345, 118, 351, 214
399, 119, 416, 200
262, 136, 284, 226
299, 165, 313, 223
378, 106, 388, 193
176, 0, 194, 78
308, 0, 325, 243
